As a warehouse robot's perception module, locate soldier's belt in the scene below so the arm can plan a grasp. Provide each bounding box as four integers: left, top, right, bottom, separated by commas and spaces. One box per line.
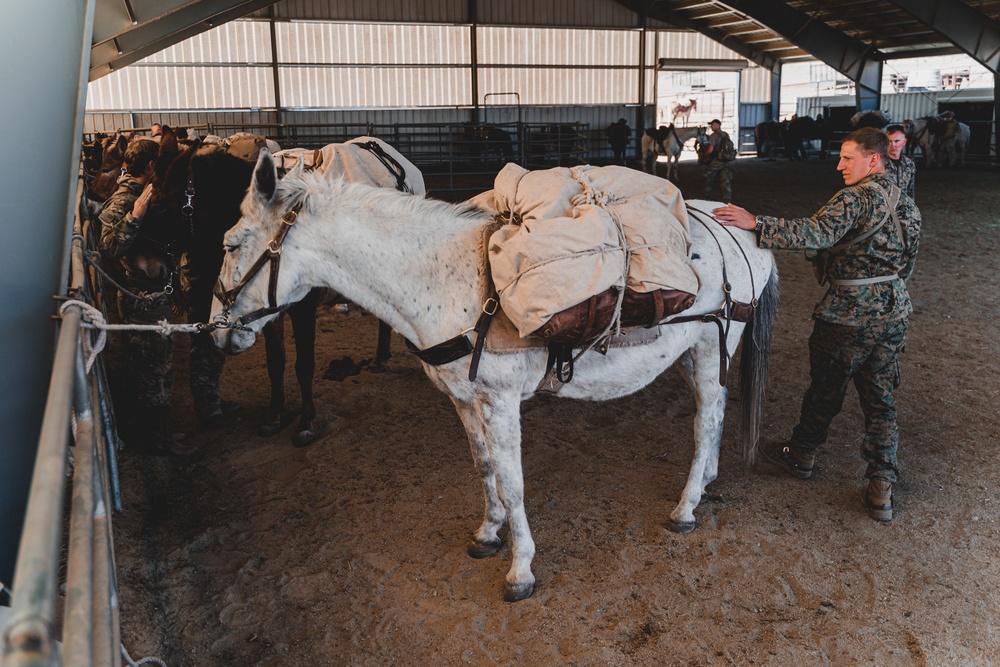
830, 273, 898, 286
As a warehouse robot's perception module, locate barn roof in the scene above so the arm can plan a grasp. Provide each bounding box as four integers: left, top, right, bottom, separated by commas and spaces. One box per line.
91, 0, 1000, 82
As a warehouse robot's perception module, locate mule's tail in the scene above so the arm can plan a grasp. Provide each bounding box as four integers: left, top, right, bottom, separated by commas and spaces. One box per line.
737, 263, 779, 464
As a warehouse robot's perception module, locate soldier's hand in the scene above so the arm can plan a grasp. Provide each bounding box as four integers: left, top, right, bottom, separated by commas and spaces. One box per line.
712, 203, 756, 230
133, 182, 154, 220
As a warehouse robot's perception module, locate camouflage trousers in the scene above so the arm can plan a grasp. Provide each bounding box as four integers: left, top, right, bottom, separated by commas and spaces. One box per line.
790, 318, 908, 482
703, 160, 733, 203
182, 264, 227, 421
121, 292, 174, 409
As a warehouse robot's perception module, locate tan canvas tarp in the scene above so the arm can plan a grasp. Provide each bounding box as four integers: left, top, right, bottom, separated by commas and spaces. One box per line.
486, 163, 699, 337
271, 137, 426, 195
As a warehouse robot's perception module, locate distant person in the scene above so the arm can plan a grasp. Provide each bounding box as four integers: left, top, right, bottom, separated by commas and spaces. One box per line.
99, 138, 194, 456
712, 128, 922, 522
884, 124, 915, 200
607, 118, 631, 166
150, 123, 162, 138
702, 119, 736, 203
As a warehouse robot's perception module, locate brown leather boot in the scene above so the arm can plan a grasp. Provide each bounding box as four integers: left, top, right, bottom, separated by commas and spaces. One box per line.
135, 406, 197, 457
759, 439, 815, 479
861, 479, 893, 521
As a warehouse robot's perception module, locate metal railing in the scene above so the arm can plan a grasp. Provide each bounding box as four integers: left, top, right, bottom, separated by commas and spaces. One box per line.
89, 120, 593, 198
2, 171, 124, 667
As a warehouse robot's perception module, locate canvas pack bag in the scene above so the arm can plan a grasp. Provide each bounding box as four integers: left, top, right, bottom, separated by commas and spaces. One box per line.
487, 163, 700, 342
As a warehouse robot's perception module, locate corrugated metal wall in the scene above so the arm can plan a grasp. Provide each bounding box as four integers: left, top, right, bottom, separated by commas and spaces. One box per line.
87, 3, 766, 112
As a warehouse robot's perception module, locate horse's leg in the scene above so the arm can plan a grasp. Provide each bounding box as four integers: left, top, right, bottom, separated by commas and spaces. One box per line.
453, 391, 535, 601
288, 289, 321, 447
668, 342, 727, 534
260, 315, 287, 436
450, 397, 506, 558
372, 320, 392, 371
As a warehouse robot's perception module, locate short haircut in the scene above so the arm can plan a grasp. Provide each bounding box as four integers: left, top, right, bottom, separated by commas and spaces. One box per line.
884, 124, 905, 135
843, 127, 889, 163
123, 139, 159, 177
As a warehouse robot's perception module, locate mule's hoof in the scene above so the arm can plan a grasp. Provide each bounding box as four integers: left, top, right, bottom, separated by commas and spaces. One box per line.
503, 580, 535, 602
293, 428, 317, 448
467, 538, 503, 559
667, 518, 697, 534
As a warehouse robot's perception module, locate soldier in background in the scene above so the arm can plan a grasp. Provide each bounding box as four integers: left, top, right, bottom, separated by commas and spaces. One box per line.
702, 119, 736, 203
99, 138, 195, 456
712, 128, 922, 522
884, 124, 916, 200
606, 118, 631, 166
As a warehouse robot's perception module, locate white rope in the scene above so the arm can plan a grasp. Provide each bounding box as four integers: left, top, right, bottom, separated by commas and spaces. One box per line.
121, 643, 169, 667
58, 299, 204, 373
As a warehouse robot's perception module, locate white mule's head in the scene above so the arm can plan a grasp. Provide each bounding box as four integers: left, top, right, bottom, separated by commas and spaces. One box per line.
211, 148, 310, 354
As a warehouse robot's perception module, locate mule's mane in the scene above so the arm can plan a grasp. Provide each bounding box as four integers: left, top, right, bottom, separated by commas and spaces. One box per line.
272, 167, 487, 228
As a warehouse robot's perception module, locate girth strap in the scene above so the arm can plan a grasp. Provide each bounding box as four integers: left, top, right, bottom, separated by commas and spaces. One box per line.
405, 297, 499, 381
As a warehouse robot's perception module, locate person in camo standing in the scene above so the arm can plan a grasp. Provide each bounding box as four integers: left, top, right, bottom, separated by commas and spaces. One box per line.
702, 119, 735, 203
712, 127, 922, 522
99, 138, 195, 457
884, 124, 916, 200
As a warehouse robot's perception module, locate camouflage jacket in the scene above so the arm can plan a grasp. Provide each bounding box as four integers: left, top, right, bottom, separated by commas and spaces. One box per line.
757, 173, 922, 327
98, 174, 145, 261
884, 155, 916, 200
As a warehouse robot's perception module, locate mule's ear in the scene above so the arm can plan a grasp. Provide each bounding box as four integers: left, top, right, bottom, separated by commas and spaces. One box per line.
114, 134, 128, 155
252, 149, 277, 200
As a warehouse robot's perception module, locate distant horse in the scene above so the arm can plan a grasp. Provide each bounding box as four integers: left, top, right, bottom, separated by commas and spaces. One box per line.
933, 116, 971, 168
86, 132, 131, 203
460, 124, 515, 160
850, 110, 891, 129
783, 115, 828, 160
671, 99, 698, 125
146, 137, 423, 446
754, 120, 783, 160
903, 117, 936, 167
649, 125, 707, 181
212, 151, 779, 601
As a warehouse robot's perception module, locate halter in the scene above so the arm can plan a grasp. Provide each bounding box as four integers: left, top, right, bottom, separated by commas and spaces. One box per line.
211, 204, 301, 331
210, 142, 414, 332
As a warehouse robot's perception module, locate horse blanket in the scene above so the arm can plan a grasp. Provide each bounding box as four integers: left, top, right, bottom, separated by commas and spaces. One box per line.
271, 137, 426, 194
485, 163, 699, 337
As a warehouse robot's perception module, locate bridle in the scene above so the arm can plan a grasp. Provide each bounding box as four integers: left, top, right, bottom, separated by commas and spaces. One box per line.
209, 140, 413, 332
211, 204, 302, 332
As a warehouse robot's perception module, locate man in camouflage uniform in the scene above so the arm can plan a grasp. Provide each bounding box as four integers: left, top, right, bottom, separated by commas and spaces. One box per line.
99, 138, 195, 456
702, 119, 735, 203
713, 128, 922, 521
884, 124, 916, 200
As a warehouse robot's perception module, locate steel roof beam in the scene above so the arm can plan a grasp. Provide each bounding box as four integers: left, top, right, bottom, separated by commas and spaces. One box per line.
712, 0, 884, 109
90, 0, 278, 81
612, 0, 781, 70
887, 0, 1000, 74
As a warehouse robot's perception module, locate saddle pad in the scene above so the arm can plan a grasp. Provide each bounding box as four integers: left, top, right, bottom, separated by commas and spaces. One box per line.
272, 137, 426, 195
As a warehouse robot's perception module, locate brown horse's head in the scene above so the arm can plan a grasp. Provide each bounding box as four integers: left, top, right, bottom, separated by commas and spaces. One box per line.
87, 132, 131, 202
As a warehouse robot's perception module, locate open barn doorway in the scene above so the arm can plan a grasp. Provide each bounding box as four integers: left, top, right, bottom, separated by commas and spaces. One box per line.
654, 58, 747, 162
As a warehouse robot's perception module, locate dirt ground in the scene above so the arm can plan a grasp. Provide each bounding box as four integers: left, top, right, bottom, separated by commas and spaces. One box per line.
112, 155, 1000, 666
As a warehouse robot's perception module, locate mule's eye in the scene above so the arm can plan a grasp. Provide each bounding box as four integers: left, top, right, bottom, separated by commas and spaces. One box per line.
225, 244, 239, 254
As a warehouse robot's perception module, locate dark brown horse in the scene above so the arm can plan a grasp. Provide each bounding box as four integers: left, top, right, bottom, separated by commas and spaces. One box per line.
145, 138, 403, 446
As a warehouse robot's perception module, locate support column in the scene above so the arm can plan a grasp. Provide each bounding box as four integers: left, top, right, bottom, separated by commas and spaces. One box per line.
0, 0, 94, 584
770, 61, 782, 120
